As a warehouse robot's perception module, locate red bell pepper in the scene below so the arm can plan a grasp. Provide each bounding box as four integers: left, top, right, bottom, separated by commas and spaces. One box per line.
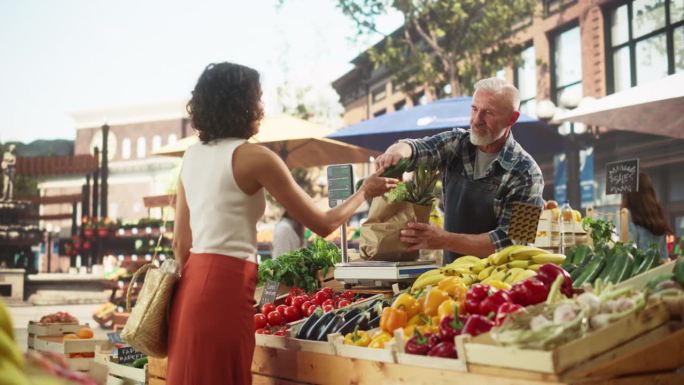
462, 314, 494, 337
510, 278, 549, 306
439, 304, 468, 342
465, 284, 491, 315
427, 341, 457, 358
405, 330, 439, 355
536, 264, 573, 298
478, 289, 512, 317
494, 302, 524, 326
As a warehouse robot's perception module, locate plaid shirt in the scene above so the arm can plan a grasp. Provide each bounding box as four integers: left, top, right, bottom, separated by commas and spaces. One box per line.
403, 128, 544, 251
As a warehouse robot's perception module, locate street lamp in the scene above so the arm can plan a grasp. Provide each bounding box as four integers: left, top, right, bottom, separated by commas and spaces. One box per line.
536, 98, 583, 210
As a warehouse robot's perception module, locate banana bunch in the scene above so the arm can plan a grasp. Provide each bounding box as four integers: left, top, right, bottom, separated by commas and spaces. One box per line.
411, 245, 567, 291
0, 299, 31, 385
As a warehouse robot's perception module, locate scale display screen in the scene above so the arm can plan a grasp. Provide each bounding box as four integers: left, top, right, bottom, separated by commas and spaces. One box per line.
327, 164, 354, 208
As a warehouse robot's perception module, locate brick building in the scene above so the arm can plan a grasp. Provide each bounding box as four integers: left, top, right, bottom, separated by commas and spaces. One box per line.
39, 101, 189, 234
332, 0, 684, 235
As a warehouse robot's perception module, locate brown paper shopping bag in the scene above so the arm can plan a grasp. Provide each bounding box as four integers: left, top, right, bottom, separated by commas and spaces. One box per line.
360, 196, 431, 261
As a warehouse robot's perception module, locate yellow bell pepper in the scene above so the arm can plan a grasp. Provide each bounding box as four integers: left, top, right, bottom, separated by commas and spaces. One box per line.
438, 276, 467, 299
391, 293, 420, 318
487, 280, 512, 291
406, 313, 421, 327
343, 329, 371, 347
437, 299, 457, 321
368, 332, 392, 349
422, 288, 450, 317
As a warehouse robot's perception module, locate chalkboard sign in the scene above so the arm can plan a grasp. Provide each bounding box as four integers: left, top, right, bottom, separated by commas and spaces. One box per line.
258, 280, 280, 307
117, 346, 145, 365
606, 159, 639, 194
327, 164, 354, 208
107, 332, 123, 344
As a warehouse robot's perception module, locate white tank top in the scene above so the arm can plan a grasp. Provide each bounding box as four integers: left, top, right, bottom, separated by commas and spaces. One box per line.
180, 138, 266, 261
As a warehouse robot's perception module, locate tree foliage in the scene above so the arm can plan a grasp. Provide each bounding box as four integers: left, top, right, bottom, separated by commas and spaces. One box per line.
337, 0, 537, 97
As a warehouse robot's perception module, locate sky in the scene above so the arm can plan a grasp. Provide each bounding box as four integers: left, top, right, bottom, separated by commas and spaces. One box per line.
0, 0, 402, 143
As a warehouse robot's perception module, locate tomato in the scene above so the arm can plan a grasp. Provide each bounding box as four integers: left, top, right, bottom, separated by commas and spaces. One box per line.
255, 328, 271, 335
322, 304, 334, 312
292, 296, 306, 309
261, 303, 276, 316
337, 299, 351, 308
254, 313, 267, 330
283, 306, 301, 322
274, 329, 289, 336
267, 310, 284, 326
305, 305, 319, 317
322, 299, 334, 308
310, 297, 321, 306
314, 291, 328, 303
300, 301, 312, 314
284, 296, 292, 306
276, 304, 288, 316
341, 290, 355, 299
322, 287, 334, 298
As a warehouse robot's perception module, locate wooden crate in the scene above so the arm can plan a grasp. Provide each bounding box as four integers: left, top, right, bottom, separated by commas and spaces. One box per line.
147, 357, 167, 384
461, 301, 670, 374
32, 335, 106, 371
392, 329, 466, 371
615, 259, 675, 290
105, 357, 145, 385
328, 328, 396, 363
27, 321, 81, 349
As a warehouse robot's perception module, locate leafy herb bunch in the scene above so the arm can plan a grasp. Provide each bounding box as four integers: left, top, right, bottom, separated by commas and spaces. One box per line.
385, 161, 440, 206
258, 237, 341, 293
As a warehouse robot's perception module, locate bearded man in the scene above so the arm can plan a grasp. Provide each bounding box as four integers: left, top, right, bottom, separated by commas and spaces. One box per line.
375, 77, 544, 264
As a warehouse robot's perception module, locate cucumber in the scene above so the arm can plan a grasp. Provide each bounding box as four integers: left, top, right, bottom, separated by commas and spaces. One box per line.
382, 158, 410, 178
607, 253, 627, 284
563, 263, 578, 274
577, 249, 594, 270
571, 245, 591, 266
616, 254, 635, 283
573, 255, 605, 288
633, 250, 656, 276
674, 257, 684, 285
598, 248, 617, 281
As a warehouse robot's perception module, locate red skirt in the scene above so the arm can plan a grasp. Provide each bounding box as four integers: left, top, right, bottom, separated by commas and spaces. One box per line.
167, 253, 257, 385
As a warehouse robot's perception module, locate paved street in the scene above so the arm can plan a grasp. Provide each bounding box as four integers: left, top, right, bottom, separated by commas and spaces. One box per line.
7, 303, 111, 351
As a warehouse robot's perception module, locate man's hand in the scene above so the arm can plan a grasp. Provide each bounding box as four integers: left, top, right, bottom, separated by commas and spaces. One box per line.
374, 142, 412, 171
400, 222, 448, 251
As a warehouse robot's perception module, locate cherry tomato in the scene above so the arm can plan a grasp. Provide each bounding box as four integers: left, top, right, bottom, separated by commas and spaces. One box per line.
255, 328, 271, 335
322, 299, 334, 308
267, 310, 283, 326
322, 304, 334, 312
283, 306, 301, 322
276, 304, 288, 316
314, 291, 328, 303
300, 301, 311, 314
305, 305, 319, 317
341, 290, 355, 299
274, 329, 288, 336
254, 313, 267, 330
337, 299, 351, 308
292, 296, 306, 309
261, 303, 276, 316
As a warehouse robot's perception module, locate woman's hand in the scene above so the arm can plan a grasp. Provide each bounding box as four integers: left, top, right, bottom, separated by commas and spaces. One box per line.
359, 169, 398, 200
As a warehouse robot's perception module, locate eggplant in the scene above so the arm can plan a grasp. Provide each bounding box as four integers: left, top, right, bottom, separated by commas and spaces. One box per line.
295, 310, 321, 339
305, 312, 335, 340
368, 315, 381, 329
342, 308, 361, 322
316, 314, 345, 341
336, 313, 366, 336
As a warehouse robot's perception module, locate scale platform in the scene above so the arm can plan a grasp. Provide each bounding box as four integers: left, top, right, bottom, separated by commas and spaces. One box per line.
333, 260, 438, 287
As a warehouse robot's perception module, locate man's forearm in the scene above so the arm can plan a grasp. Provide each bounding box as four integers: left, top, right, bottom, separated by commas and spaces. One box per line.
386, 142, 413, 158
441, 232, 496, 258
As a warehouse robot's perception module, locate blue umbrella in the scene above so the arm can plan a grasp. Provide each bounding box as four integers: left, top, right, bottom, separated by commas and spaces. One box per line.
328, 97, 563, 156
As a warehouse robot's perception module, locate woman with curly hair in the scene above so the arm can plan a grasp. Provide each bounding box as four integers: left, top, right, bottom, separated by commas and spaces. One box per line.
167, 62, 397, 385
622, 172, 671, 260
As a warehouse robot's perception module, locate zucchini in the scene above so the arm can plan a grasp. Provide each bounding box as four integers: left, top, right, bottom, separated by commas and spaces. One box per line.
563, 263, 577, 274
571, 245, 590, 266
316, 314, 345, 341
633, 249, 656, 276
607, 253, 626, 284
616, 254, 635, 283
295, 309, 322, 339
674, 257, 684, 285
381, 158, 410, 178
573, 254, 605, 288
598, 248, 616, 281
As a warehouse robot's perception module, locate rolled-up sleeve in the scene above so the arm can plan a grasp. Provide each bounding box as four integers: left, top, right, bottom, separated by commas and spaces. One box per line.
488, 169, 545, 250
400, 128, 466, 170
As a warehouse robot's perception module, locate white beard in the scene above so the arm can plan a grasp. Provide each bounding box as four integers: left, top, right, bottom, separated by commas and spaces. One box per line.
470, 126, 497, 146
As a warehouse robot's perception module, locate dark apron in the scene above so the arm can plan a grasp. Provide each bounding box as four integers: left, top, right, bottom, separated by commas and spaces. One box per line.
442, 157, 502, 265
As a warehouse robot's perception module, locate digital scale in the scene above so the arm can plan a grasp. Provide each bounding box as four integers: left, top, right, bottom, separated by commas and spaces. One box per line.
327, 164, 438, 288
333, 260, 438, 288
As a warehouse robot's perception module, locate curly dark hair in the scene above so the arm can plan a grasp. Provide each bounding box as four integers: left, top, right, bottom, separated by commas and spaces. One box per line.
622, 172, 672, 236
187, 62, 264, 143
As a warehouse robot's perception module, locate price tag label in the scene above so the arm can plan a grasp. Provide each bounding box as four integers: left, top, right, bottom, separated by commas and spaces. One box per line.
327, 165, 354, 208
606, 159, 639, 194
117, 346, 145, 365
258, 280, 280, 307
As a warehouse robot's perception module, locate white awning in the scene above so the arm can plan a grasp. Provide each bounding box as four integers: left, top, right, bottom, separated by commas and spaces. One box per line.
554, 73, 684, 139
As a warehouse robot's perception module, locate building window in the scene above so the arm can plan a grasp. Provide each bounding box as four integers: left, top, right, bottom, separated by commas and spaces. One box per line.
168, 134, 178, 144
152, 135, 162, 152
551, 24, 583, 134
372, 85, 386, 102
137, 137, 146, 158
394, 100, 407, 111
607, 0, 684, 93
515, 43, 537, 117
373, 108, 387, 117
122, 138, 131, 160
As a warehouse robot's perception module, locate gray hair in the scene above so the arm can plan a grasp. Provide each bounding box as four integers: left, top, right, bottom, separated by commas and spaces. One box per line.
474, 77, 520, 111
